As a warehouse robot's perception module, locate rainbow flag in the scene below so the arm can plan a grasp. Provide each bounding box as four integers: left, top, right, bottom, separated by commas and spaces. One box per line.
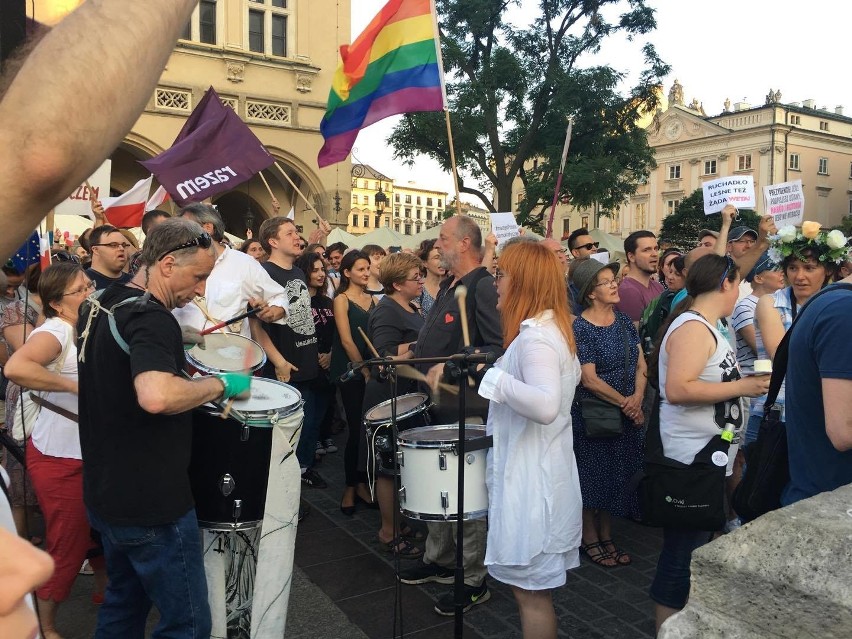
317, 0, 445, 168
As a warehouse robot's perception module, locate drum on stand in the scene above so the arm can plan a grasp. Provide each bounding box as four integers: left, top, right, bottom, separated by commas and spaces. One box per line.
397, 424, 488, 521
190, 378, 302, 530
363, 392, 431, 474
186, 332, 266, 376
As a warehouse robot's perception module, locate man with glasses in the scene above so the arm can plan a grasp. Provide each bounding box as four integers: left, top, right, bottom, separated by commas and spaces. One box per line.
77, 219, 251, 638
727, 226, 759, 300
540, 238, 569, 277
567, 228, 599, 260
86, 225, 132, 290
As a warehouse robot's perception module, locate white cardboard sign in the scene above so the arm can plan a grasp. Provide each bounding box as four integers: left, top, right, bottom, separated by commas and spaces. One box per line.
490, 212, 519, 246
590, 251, 611, 265
702, 175, 755, 215
55, 159, 112, 219
763, 180, 804, 226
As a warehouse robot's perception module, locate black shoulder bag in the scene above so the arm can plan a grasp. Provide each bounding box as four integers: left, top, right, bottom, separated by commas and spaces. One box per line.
581, 317, 630, 438
732, 283, 852, 521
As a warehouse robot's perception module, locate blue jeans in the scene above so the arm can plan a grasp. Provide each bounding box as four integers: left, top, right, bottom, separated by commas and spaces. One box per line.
745, 413, 763, 447
292, 381, 321, 470
649, 528, 714, 610
87, 508, 211, 639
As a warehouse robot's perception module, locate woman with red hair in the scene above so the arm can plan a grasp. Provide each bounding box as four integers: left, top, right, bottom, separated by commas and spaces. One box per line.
477, 241, 582, 639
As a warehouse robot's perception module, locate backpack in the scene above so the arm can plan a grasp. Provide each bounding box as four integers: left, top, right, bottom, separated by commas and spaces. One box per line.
639, 289, 677, 356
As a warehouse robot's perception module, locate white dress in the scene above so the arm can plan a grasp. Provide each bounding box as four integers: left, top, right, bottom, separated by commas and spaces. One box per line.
478, 311, 582, 590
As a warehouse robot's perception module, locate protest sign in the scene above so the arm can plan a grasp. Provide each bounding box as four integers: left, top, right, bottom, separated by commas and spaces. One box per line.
590, 251, 611, 265
489, 212, 519, 245
55, 160, 111, 219
702, 175, 755, 214
763, 180, 804, 226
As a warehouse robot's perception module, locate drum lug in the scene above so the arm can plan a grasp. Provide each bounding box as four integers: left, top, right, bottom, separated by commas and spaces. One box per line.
241, 424, 250, 441
233, 499, 242, 521
398, 486, 406, 504
466, 454, 475, 465
267, 410, 279, 425
219, 474, 236, 497
438, 452, 447, 471
396, 451, 404, 467
441, 491, 449, 515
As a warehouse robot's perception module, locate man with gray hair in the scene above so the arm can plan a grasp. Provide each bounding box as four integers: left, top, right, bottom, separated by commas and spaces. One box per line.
77, 218, 252, 637
174, 203, 287, 335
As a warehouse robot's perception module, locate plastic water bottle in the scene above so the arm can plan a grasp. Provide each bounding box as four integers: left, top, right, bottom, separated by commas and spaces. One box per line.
721, 422, 736, 443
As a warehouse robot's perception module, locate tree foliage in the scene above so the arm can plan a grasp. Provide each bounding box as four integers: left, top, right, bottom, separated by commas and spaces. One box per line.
388, 0, 670, 230
659, 189, 762, 250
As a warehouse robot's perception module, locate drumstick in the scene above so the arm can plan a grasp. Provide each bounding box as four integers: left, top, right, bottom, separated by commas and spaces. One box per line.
396, 365, 458, 396
453, 285, 475, 387
220, 344, 254, 420
357, 327, 381, 358
201, 306, 262, 336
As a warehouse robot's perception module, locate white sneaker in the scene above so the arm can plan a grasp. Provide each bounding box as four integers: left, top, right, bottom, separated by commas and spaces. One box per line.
324, 438, 338, 453
315, 441, 327, 456
79, 559, 94, 575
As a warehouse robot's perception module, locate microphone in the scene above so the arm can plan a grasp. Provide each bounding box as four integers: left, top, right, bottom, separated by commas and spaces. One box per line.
338, 364, 359, 383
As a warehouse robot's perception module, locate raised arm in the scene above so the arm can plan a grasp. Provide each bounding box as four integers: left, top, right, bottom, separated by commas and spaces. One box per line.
0, 0, 197, 261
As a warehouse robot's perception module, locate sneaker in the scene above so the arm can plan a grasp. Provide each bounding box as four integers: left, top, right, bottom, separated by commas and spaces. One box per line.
397, 562, 454, 585
434, 581, 490, 616
324, 438, 338, 453
300, 468, 327, 489
315, 441, 327, 456
79, 560, 93, 576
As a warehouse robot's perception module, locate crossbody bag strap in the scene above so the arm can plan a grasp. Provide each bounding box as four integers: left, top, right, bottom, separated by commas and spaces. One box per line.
29, 394, 78, 423
765, 283, 852, 412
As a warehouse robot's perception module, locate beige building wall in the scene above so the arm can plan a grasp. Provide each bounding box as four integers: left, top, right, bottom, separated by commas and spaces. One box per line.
348, 165, 393, 236
388, 183, 447, 236
602, 88, 852, 239
98, 0, 352, 237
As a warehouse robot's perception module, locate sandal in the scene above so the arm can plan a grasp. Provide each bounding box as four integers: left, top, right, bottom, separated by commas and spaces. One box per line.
399, 526, 425, 541
377, 536, 424, 559
580, 541, 617, 568
600, 539, 631, 565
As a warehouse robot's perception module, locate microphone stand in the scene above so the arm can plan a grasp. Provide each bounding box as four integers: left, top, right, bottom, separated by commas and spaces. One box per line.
343, 352, 493, 639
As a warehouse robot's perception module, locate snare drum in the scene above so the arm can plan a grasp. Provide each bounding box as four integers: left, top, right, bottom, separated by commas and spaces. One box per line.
189, 378, 302, 530
364, 392, 431, 474
186, 332, 266, 375
397, 424, 488, 521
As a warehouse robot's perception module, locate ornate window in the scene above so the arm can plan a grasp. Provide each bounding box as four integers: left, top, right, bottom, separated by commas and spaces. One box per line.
737, 154, 752, 171
155, 88, 192, 112
668, 164, 681, 180
703, 159, 717, 176
245, 99, 291, 126
180, 0, 219, 45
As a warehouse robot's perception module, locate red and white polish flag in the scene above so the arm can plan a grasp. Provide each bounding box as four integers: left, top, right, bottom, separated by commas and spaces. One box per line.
101, 175, 153, 228
146, 184, 171, 211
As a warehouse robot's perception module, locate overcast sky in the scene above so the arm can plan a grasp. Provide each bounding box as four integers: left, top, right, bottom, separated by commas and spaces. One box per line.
349, 0, 849, 202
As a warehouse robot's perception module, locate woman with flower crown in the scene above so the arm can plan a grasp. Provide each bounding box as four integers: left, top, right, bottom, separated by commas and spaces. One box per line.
751, 222, 850, 442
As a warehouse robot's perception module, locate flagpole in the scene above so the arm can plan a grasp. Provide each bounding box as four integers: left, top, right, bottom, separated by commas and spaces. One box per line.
257, 170, 275, 202
273, 161, 325, 223
428, 0, 462, 217
546, 117, 573, 239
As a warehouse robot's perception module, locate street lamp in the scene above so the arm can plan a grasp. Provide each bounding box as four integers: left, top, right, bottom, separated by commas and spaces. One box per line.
374, 184, 388, 229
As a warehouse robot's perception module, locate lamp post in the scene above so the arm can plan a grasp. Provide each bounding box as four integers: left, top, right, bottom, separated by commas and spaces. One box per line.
374, 184, 388, 229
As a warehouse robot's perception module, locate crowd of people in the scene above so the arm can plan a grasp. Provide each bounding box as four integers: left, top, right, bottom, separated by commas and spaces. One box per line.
1, 198, 849, 638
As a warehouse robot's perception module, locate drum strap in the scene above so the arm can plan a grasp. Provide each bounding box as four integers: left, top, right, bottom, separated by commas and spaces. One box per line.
78, 293, 143, 361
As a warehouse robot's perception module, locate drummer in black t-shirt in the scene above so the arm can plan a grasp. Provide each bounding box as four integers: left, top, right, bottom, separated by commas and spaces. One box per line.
77, 219, 251, 638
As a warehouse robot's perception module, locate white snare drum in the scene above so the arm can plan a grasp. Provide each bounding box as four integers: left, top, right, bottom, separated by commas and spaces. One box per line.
186, 332, 266, 375
364, 392, 431, 426
397, 424, 488, 521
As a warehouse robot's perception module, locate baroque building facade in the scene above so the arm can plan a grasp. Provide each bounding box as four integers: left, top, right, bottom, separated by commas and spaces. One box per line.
33, 0, 353, 237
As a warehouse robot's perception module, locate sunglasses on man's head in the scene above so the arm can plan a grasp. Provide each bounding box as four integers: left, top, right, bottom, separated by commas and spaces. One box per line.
157, 232, 213, 261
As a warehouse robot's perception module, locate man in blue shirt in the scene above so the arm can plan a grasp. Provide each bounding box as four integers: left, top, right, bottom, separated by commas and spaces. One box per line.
781, 277, 852, 505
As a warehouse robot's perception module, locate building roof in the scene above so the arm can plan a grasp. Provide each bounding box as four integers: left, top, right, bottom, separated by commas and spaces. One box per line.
351, 164, 392, 182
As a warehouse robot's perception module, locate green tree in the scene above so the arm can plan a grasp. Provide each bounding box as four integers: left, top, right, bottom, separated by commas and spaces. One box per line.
659, 189, 762, 250
388, 0, 669, 232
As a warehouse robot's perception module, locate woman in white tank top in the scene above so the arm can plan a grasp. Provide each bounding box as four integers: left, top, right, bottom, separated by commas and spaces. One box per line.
649, 254, 771, 633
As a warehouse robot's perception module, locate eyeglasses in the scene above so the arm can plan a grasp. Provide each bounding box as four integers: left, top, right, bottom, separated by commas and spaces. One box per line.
594, 278, 618, 288
63, 280, 96, 296
718, 255, 734, 289
53, 252, 81, 264
495, 270, 507, 280
93, 242, 132, 250
552, 248, 568, 255
574, 242, 600, 252
157, 232, 213, 262
405, 274, 425, 282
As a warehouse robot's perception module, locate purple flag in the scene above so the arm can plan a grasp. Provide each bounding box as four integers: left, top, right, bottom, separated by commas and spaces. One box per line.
141, 87, 274, 206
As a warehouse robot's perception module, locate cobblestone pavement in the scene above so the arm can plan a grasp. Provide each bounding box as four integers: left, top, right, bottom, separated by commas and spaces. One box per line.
54, 423, 665, 638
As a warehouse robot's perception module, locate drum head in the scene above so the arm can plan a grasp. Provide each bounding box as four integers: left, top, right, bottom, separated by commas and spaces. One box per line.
399, 424, 486, 445
365, 392, 429, 424
231, 378, 302, 415
186, 333, 266, 374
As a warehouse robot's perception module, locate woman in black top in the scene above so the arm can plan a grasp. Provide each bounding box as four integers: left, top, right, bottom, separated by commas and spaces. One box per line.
294, 253, 337, 456
364, 253, 426, 557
